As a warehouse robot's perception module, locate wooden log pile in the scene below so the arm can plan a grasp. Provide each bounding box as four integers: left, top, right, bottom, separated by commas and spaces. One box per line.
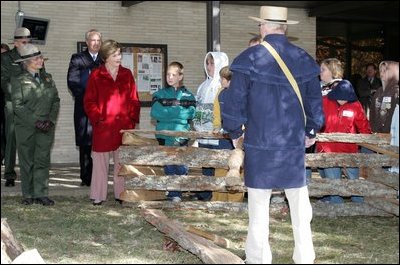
119, 130, 398, 217
118, 130, 398, 262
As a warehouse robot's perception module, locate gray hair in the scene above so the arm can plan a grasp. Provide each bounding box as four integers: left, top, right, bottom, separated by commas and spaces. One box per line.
264, 22, 287, 33
85, 29, 102, 41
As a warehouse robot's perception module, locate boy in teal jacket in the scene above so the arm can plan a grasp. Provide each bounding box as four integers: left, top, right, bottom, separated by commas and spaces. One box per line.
151, 62, 196, 202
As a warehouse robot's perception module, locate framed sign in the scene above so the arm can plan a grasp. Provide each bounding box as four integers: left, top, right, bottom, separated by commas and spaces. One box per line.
77, 42, 168, 106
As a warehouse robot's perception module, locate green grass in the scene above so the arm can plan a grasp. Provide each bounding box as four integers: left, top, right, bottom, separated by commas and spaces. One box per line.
1, 196, 398, 264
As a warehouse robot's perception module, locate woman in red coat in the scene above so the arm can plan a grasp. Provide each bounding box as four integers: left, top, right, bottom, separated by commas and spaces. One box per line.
84, 40, 140, 205
316, 80, 371, 204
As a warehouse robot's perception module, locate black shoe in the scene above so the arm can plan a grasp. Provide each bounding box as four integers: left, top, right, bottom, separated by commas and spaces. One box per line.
80, 181, 90, 186
21, 198, 34, 205
5, 179, 15, 187
35, 197, 55, 206
93, 200, 102, 206
115, 198, 123, 204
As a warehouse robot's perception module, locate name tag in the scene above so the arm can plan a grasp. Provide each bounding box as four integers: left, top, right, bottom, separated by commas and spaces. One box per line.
342, 110, 354, 117
383, 96, 391, 103
23, 81, 32, 84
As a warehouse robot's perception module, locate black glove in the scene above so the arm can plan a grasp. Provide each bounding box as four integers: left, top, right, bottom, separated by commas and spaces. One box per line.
35, 120, 47, 131
35, 120, 54, 132
42, 120, 54, 132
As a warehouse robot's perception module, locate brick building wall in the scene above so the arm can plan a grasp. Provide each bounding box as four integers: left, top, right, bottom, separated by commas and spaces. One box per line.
1, 1, 316, 163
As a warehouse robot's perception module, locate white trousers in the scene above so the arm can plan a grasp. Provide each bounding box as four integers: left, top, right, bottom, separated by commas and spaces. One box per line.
245, 186, 315, 264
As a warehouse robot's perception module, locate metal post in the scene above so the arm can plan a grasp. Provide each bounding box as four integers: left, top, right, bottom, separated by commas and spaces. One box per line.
206, 1, 221, 52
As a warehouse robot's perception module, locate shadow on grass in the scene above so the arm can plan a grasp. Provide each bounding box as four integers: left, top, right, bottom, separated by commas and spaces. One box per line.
1, 195, 399, 264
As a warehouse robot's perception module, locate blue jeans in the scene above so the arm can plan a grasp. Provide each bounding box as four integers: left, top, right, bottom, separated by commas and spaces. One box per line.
158, 138, 189, 200
319, 167, 363, 203
306, 168, 312, 185
197, 139, 234, 201
164, 165, 188, 199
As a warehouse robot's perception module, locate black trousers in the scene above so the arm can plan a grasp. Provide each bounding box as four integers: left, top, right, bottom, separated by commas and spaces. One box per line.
79, 145, 93, 185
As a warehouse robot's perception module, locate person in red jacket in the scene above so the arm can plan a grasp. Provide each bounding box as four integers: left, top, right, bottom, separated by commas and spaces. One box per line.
316, 79, 371, 204
84, 40, 140, 205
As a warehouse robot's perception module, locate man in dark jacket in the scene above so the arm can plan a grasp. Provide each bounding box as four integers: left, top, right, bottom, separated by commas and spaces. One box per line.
221, 6, 324, 264
356, 63, 382, 115
67, 29, 102, 186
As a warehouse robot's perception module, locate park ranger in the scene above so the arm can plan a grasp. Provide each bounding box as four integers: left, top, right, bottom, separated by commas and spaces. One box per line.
1, 27, 32, 187
11, 44, 60, 206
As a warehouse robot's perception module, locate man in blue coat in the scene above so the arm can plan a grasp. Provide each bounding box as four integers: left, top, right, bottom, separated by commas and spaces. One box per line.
67, 29, 102, 186
221, 6, 324, 264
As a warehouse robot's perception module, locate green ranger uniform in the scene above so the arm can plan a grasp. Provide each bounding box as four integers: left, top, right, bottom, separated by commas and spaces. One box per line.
11, 70, 60, 199
1, 47, 23, 181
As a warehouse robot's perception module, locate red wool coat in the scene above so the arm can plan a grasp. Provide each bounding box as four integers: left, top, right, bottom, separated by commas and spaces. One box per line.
317, 97, 371, 153
84, 65, 140, 152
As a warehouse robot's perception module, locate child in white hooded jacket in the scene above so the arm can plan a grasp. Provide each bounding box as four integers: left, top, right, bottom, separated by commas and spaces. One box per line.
193, 52, 229, 135
191, 51, 229, 201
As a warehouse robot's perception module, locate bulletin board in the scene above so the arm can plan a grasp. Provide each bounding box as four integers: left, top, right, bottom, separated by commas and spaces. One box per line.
77, 42, 168, 106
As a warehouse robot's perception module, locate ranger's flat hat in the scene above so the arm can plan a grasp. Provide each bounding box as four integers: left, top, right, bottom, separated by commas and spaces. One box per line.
13, 27, 33, 40
15, 43, 46, 63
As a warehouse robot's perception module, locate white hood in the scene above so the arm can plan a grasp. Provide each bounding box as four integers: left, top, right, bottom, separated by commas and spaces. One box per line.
196, 51, 229, 104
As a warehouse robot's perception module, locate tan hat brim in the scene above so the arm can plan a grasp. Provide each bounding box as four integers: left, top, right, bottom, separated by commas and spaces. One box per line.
15, 54, 47, 63
249, 16, 299, 25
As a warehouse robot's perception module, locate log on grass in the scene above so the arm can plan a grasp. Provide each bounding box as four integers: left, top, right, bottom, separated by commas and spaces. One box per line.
140, 208, 244, 264
1, 242, 11, 264
185, 225, 231, 248
1, 218, 24, 261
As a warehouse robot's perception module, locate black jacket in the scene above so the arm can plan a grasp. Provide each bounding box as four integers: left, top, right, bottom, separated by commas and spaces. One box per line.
67, 50, 102, 146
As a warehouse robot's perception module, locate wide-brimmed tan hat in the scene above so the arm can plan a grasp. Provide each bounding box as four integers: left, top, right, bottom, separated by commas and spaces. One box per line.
249, 6, 299, 25
15, 43, 46, 63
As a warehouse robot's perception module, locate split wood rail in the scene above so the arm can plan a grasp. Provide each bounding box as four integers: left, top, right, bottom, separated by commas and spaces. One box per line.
118, 130, 399, 217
